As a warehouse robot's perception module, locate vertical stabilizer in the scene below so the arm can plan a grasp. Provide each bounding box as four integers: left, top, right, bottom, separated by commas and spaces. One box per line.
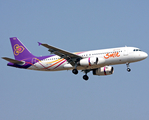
10, 37, 34, 60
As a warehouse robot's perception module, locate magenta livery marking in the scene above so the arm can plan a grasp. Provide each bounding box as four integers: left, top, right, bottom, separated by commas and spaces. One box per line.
54, 60, 67, 69
34, 58, 48, 69
75, 51, 86, 55
38, 61, 47, 69
45, 59, 64, 69
13, 44, 25, 56
25, 61, 38, 68
104, 67, 106, 75
88, 57, 91, 66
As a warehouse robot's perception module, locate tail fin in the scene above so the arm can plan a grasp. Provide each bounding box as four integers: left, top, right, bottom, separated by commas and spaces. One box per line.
10, 37, 34, 60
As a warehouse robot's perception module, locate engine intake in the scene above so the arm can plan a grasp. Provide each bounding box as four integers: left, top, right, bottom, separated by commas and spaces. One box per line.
93, 66, 114, 76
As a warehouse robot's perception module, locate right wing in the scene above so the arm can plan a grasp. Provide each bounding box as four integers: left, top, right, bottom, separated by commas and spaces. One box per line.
38, 42, 83, 66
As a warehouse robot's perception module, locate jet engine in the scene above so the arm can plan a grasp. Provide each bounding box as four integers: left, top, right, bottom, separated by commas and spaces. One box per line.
78, 57, 105, 66
79, 57, 98, 66
92, 66, 114, 76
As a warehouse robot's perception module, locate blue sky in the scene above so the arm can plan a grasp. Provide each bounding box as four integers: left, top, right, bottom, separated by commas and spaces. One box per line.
1, 1, 149, 120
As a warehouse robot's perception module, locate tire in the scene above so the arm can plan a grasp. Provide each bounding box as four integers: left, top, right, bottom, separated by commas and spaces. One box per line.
83, 75, 89, 80
127, 68, 131, 72
72, 69, 78, 74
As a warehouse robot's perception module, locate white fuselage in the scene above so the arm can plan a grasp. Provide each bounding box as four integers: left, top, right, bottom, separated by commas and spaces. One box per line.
28, 47, 148, 71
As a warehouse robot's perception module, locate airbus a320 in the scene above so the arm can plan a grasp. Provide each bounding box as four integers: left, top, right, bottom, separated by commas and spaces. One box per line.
2, 37, 148, 80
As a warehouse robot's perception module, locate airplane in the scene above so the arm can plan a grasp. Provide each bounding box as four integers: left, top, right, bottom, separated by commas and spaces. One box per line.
2, 37, 148, 80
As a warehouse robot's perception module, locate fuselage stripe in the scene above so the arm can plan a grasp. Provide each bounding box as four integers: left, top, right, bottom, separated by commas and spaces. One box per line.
54, 60, 67, 69
46, 59, 64, 69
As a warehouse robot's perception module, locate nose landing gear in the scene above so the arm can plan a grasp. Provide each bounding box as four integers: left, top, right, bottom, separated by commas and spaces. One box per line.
126, 63, 131, 72
127, 68, 131, 72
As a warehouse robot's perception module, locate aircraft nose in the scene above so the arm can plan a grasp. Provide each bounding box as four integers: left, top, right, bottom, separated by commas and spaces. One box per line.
141, 52, 148, 59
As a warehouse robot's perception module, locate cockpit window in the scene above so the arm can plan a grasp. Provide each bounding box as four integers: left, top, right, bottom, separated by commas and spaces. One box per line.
133, 49, 141, 51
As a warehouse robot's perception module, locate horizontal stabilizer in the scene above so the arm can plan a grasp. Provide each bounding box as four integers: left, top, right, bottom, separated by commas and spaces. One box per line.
2, 57, 24, 64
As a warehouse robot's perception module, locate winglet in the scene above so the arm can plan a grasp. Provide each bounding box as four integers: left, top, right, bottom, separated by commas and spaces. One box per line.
38, 42, 42, 46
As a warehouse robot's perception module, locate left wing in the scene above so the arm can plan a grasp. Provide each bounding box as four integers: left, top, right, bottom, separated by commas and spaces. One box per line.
38, 42, 83, 66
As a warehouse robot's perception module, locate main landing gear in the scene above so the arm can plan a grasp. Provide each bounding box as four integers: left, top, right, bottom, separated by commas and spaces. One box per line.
72, 62, 90, 80
72, 68, 78, 74
126, 63, 131, 72
83, 74, 89, 81
82, 70, 90, 81
72, 62, 79, 75
72, 68, 90, 81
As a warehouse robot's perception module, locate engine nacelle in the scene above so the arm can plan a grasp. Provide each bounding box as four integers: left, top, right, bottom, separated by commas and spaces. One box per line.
79, 57, 105, 66
93, 66, 114, 76
79, 57, 98, 66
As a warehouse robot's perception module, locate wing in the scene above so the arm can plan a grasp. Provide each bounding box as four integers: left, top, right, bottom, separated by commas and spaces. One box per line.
38, 42, 83, 66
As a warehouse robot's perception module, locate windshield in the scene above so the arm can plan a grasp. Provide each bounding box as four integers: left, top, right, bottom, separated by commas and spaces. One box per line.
133, 49, 141, 51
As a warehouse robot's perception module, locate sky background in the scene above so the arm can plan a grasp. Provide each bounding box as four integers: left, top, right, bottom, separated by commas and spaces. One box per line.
0, 0, 149, 120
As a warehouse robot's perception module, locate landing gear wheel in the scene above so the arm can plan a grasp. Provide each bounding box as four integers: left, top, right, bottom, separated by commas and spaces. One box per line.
127, 68, 131, 72
126, 63, 131, 72
83, 75, 89, 81
72, 69, 78, 75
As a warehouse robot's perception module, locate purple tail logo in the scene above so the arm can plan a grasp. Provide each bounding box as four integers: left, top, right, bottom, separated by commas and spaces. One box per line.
10, 37, 35, 60
14, 44, 25, 56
